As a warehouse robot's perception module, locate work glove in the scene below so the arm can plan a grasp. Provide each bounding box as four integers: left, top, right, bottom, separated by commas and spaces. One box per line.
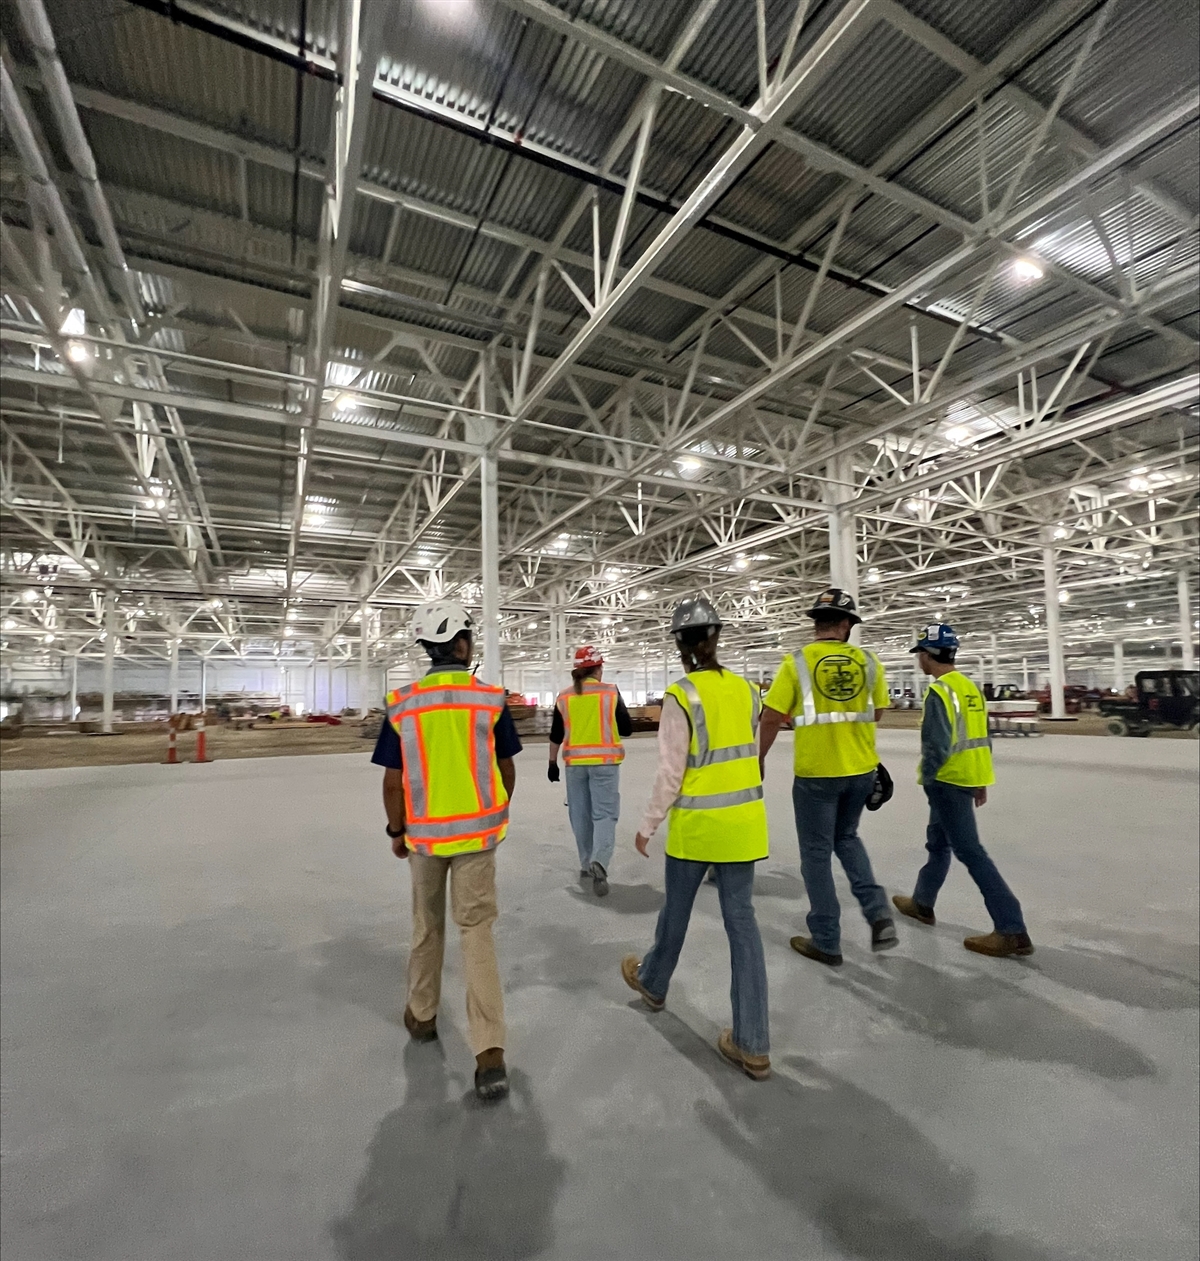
547, 762, 561, 783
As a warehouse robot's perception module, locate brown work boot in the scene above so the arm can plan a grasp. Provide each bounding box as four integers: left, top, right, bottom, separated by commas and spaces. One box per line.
403, 1006, 438, 1043
717, 1028, 770, 1081
789, 936, 843, 966
963, 931, 1035, 958
474, 1048, 509, 1103
892, 894, 935, 926
621, 954, 665, 1011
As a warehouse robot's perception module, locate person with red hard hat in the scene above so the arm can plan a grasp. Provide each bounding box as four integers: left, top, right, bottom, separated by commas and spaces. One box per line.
548, 644, 632, 896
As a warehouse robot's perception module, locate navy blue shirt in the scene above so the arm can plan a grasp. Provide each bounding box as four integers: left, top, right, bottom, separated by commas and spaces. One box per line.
371, 670, 523, 770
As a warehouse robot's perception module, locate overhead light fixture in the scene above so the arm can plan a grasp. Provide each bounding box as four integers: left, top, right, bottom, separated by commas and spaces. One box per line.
635, 589, 651, 601
1, 618, 15, 630
1128, 476, 1151, 492
1058, 590, 1070, 603
905, 498, 922, 513
1126, 600, 1136, 609
1012, 256, 1044, 283
66, 341, 91, 363
43, 633, 55, 644
945, 426, 968, 444
283, 627, 294, 637
527, 621, 538, 630
733, 555, 749, 571
676, 456, 702, 472
1053, 526, 1070, 540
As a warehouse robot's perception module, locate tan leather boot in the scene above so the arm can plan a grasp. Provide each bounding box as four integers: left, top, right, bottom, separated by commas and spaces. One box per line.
892, 894, 935, 926
964, 931, 1034, 957
621, 954, 665, 1011
717, 1028, 770, 1081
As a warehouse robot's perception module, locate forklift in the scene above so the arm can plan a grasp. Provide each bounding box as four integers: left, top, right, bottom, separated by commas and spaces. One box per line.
1099, 670, 1199, 736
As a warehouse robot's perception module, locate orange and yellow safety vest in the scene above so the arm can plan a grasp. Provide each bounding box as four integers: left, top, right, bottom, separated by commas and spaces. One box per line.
556, 680, 625, 765
385, 670, 509, 856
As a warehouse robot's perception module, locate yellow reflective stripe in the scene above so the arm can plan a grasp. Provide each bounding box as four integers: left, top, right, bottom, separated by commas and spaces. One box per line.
675, 785, 764, 810
407, 806, 509, 840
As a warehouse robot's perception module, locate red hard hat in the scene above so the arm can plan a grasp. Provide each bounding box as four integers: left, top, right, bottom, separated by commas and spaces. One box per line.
574, 644, 604, 668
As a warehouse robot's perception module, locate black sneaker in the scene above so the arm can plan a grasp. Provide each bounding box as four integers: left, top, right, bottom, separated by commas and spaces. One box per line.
590, 861, 609, 897
871, 917, 899, 951
790, 936, 843, 966
474, 1048, 509, 1103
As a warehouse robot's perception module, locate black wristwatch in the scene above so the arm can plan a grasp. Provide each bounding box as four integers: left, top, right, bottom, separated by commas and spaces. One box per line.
385, 823, 407, 839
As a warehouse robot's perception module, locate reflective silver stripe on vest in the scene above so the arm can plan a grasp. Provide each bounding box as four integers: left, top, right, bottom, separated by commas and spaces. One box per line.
674, 784, 764, 810
397, 716, 428, 817
474, 708, 495, 810
934, 684, 991, 754
793, 649, 877, 727
393, 686, 499, 715
406, 805, 509, 840
565, 745, 623, 758
679, 674, 759, 769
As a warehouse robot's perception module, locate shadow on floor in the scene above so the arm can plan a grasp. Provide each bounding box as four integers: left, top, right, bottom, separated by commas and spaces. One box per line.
1055, 925, 1200, 983
310, 935, 406, 1026
650, 1013, 1059, 1261
330, 1041, 565, 1260
1018, 945, 1199, 1011
751, 870, 805, 900
566, 882, 663, 914
834, 955, 1156, 1079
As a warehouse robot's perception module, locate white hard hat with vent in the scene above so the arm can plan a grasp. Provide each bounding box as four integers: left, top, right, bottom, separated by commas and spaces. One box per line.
411, 600, 473, 645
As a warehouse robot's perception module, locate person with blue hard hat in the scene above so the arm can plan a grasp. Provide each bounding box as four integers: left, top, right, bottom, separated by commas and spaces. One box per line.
892, 623, 1034, 958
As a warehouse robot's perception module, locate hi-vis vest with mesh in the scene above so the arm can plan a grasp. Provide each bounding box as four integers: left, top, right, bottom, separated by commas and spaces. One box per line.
385, 670, 509, 856
664, 669, 768, 864
556, 680, 624, 765
920, 670, 995, 788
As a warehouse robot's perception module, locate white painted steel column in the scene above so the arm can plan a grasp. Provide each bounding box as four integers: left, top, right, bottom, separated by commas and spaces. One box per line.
1041, 536, 1066, 719
1022, 657, 1030, 691
69, 653, 78, 719
359, 606, 371, 714
101, 593, 115, 733
168, 636, 179, 714
825, 452, 860, 643
1178, 570, 1196, 670
199, 654, 208, 711
1113, 638, 1126, 692
990, 633, 999, 690
326, 652, 334, 714
472, 367, 501, 685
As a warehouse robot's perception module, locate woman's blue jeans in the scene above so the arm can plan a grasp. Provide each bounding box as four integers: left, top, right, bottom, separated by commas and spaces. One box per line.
638, 856, 769, 1056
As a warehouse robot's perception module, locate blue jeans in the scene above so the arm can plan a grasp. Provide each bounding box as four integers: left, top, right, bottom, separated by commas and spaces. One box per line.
565, 763, 620, 872
638, 856, 769, 1056
792, 772, 889, 954
915, 782, 1026, 935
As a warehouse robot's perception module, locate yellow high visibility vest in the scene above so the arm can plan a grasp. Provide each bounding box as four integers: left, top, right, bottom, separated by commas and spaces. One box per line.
664, 669, 768, 864
919, 670, 995, 788
556, 681, 625, 765
783, 641, 884, 778
385, 670, 509, 856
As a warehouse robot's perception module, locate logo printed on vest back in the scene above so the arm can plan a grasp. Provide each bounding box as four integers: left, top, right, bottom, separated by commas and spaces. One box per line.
813, 654, 866, 702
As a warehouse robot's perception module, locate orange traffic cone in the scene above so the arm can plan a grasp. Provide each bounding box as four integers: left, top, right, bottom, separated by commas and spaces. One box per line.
164, 727, 179, 765
192, 714, 213, 763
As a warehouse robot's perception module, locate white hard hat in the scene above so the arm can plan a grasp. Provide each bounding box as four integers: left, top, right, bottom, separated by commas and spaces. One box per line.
411, 599, 473, 645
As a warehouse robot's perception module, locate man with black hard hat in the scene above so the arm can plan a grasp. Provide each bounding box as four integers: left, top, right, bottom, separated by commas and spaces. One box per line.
758, 588, 896, 966
892, 623, 1033, 958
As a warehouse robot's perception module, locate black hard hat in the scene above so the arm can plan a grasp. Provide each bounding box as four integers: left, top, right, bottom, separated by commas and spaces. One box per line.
806, 587, 862, 626
670, 594, 722, 636
865, 762, 893, 811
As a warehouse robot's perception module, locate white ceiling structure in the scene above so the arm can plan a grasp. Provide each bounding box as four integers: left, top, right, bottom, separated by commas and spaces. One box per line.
1, 0, 1197, 688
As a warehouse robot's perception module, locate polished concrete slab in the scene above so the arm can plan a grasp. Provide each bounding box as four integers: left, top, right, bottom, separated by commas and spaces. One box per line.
2, 731, 1197, 1261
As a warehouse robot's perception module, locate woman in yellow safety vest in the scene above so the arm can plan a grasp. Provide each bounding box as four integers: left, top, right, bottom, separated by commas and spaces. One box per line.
548, 645, 632, 897
891, 623, 1034, 958
622, 595, 772, 1081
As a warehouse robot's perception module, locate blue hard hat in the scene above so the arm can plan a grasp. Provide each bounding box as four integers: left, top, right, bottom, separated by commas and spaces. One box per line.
910, 623, 959, 653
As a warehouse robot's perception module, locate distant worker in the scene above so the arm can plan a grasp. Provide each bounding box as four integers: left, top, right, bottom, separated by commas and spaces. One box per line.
547, 645, 632, 897
758, 588, 897, 965
372, 599, 523, 1102
892, 624, 1034, 958
623, 596, 771, 1081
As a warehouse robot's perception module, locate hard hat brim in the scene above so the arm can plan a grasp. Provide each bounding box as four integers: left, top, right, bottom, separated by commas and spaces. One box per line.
806, 604, 862, 625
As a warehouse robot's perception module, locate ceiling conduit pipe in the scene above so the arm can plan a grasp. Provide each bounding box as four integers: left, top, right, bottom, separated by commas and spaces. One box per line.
0, 57, 111, 323
15, 0, 146, 324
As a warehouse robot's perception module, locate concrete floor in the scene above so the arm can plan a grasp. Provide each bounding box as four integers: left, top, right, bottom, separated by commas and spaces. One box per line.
2, 731, 1197, 1261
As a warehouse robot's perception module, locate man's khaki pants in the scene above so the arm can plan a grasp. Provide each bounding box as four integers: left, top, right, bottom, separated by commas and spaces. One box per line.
407, 848, 506, 1055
